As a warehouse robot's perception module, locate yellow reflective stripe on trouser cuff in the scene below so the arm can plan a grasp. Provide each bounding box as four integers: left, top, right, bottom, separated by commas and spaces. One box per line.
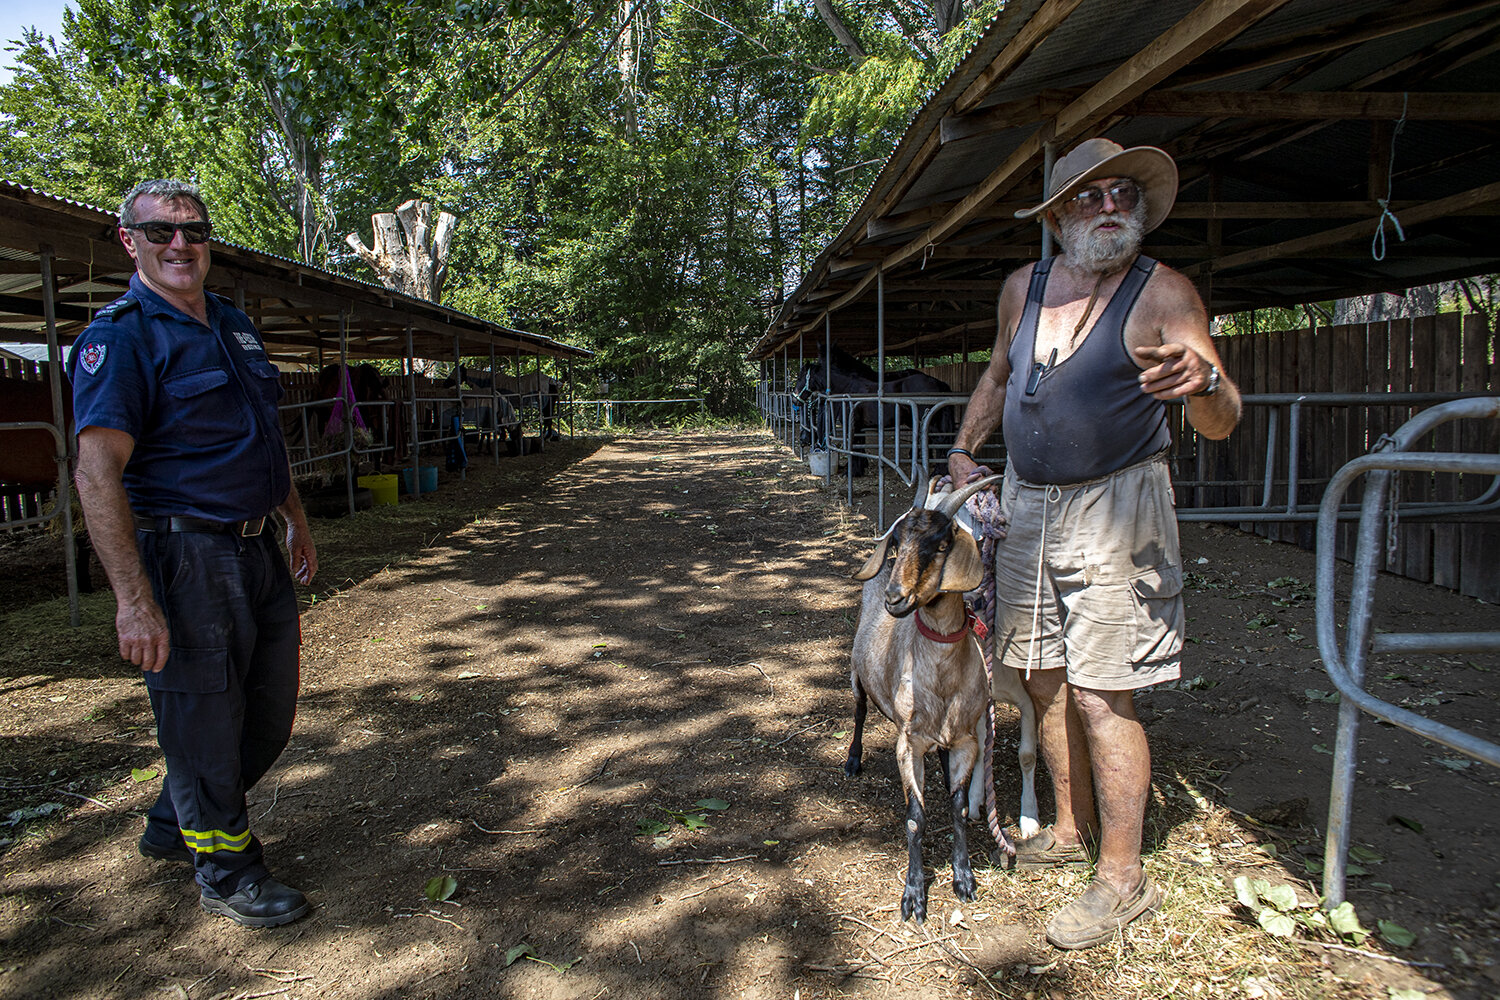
180, 826, 253, 853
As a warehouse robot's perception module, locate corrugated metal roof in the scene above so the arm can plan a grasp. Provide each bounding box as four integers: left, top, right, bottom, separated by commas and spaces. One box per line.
754, 0, 1500, 360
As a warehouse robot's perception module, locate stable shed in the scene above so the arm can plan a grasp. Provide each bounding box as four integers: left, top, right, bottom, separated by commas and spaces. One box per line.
0, 181, 590, 366
752, 0, 1500, 362
753, 0, 1499, 603
0, 181, 592, 625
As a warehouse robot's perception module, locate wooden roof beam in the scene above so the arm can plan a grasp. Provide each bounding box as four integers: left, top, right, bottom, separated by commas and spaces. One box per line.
1181, 178, 1500, 277
1172, 0, 1500, 88
867, 0, 1086, 224
803, 0, 1296, 337
953, 0, 1088, 115
944, 88, 1500, 147
1137, 90, 1500, 119
1184, 18, 1500, 163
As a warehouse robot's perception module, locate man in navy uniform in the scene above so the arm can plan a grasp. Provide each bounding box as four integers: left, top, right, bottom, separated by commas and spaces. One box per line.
948, 140, 1241, 949
70, 179, 318, 928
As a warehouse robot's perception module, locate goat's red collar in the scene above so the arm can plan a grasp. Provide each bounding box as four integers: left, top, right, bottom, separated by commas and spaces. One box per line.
915, 608, 975, 644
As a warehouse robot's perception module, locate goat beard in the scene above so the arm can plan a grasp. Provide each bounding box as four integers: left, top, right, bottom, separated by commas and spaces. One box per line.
1058, 201, 1147, 275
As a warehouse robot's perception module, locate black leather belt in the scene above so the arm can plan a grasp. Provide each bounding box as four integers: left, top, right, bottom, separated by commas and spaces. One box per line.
134, 514, 269, 537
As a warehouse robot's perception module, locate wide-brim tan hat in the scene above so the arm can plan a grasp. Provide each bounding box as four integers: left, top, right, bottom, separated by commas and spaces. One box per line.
1014, 138, 1178, 234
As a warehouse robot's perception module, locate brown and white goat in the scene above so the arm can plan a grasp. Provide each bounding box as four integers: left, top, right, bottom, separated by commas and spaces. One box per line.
847, 475, 1017, 922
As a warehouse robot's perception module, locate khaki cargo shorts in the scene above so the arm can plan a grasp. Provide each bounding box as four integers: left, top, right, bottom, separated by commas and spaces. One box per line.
993, 452, 1183, 691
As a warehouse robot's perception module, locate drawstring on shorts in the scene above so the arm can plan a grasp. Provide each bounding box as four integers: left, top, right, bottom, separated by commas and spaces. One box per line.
1025, 483, 1061, 680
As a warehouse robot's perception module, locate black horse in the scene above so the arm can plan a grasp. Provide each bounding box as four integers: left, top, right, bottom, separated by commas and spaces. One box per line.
447, 365, 525, 456
453, 364, 561, 444
793, 347, 955, 476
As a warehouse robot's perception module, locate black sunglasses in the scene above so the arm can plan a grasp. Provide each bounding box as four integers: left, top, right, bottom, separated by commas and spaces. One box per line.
124, 220, 214, 244
1065, 181, 1140, 218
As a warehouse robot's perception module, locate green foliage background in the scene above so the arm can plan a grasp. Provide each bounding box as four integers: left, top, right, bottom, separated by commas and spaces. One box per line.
1, 0, 1003, 415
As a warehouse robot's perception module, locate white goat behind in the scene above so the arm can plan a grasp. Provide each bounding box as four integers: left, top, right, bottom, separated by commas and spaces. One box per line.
939, 483, 1041, 843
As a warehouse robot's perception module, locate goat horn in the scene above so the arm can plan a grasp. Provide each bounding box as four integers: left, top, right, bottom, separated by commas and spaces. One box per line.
935, 473, 1003, 518
910, 476, 935, 512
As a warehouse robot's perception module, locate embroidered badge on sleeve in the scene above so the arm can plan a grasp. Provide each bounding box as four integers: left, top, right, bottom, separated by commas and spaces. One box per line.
79, 343, 107, 375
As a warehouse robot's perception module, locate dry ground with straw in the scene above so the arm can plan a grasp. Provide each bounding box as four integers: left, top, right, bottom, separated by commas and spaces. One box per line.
0, 428, 1496, 1000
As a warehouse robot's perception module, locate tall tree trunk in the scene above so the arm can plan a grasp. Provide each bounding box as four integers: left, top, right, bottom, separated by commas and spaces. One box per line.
931, 0, 968, 37
618, 0, 638, 139
813, 0, 867, 65
263, 79, 328, 264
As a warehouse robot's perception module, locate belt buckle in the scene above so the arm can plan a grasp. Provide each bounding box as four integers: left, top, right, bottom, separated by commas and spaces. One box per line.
240, 517, 266, 537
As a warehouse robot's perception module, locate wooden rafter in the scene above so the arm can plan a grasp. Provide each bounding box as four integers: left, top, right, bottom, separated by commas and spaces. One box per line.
1172, 0, 1500, 88
800, 0, 1296, 337
1181, 179, 1500, 277
953, 0, 1089, 115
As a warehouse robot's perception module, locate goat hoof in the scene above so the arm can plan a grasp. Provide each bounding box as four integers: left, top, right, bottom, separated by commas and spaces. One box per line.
901, 888, 926, 924
954, 872, 977, 902
843, 756, 862, 777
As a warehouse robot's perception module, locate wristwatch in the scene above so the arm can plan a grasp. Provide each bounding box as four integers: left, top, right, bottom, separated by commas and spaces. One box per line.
1193, 364, 1220, 397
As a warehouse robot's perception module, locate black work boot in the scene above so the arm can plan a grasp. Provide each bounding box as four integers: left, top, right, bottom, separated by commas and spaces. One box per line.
200, 877, 309, 928
138, 832, 193, 864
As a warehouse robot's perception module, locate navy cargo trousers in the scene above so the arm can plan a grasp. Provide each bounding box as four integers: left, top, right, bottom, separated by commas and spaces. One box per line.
137, 525, 301, 898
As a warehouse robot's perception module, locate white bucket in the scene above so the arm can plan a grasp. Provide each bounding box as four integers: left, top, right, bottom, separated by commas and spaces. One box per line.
808, 449, 833, 477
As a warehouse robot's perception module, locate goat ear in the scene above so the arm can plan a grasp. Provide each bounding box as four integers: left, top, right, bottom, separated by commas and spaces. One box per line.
938, 529, 984, 593
852, 534, 893, 581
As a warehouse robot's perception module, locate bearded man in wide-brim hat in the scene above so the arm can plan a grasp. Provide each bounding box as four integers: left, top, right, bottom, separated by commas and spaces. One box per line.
947, 138, 1242, 949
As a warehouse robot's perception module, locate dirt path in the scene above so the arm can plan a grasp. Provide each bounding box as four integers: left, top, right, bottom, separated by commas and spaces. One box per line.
1, 430, 1496, 1000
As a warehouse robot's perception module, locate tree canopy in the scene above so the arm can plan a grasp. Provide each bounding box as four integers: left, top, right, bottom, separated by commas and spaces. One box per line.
1, 0, 1002, 414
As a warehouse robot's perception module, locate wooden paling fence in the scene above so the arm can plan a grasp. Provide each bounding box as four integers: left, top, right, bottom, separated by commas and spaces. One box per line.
1180, 313, 1497, 601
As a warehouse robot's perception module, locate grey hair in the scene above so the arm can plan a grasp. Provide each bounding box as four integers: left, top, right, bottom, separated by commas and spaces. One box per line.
119, 179, 211, 228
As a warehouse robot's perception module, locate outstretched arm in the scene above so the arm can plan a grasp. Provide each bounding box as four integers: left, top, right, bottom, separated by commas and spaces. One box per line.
1131, 268, 1242, 440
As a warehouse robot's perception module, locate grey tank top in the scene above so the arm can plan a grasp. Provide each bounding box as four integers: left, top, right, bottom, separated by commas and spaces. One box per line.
1002, 254, 1170, 485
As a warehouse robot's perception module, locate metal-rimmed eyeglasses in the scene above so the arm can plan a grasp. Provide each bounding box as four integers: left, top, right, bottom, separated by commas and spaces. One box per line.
1064, 180, 1140, 218
124, 221, 214, 244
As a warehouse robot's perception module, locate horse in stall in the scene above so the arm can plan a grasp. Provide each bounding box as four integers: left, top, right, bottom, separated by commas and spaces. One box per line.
447, 365, 523, 456
0, 374, 93, 591
284, 363, 394, 470
452, 364, 559, 448
498, 370, 563, 442
794, 348, 955, 476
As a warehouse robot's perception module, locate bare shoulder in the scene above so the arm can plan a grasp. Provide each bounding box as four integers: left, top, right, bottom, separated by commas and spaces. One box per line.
1142, 261, 1207, 316
996, 263, 1035, 335
1127, 261, 1207, 344
1001, 263, 1034, 304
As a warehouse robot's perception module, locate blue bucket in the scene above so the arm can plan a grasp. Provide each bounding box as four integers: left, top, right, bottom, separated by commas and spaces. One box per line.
400, 466, 439, 495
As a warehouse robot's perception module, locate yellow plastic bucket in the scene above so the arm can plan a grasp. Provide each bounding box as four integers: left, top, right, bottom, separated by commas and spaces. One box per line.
357, 474, 399, 506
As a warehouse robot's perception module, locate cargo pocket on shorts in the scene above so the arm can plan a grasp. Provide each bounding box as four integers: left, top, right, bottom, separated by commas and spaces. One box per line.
144, 645, 230, 695
1130, 564, 1183, 665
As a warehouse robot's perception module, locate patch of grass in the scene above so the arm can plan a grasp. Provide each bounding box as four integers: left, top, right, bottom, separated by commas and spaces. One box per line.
0, 590, 119, 675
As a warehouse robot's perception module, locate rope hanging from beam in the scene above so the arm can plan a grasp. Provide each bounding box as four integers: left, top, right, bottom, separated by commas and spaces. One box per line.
1372, 93, 1409, 262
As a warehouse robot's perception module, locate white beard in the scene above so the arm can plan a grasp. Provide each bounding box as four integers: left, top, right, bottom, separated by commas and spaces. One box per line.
1059, 201, 1147, 274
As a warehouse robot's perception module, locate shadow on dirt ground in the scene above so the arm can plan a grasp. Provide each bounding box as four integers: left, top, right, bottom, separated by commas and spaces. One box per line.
1, 429, 1496, 1000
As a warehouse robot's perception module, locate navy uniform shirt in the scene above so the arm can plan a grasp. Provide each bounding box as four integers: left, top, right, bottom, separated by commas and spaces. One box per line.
68, 273, 291, 521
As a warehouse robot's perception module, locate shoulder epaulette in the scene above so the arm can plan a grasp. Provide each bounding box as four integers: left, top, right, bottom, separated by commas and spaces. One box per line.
94, 294, 139, 322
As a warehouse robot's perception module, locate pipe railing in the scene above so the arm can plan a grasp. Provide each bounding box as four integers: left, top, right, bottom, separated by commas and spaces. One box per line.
766, 386, 1499, 530
1315, 396, 1500, 909
1177, 391, 1500, 522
